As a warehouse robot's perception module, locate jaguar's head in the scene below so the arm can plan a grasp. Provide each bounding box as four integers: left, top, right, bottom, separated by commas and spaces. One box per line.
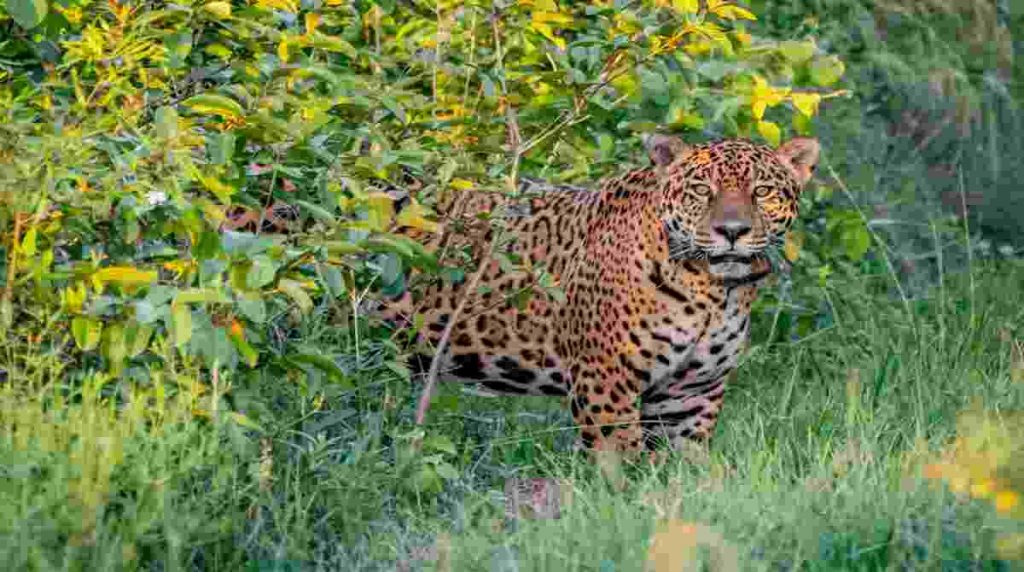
646, 134, 820, 280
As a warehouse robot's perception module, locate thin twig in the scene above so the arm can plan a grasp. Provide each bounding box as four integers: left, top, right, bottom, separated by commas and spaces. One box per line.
415, 251, 492, 425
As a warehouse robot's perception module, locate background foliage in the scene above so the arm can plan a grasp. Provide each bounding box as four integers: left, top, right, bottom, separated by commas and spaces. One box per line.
1, 0, 1022, 569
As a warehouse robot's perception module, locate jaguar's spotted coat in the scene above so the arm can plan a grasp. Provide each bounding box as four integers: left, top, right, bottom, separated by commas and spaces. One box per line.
384, 135, 820, 453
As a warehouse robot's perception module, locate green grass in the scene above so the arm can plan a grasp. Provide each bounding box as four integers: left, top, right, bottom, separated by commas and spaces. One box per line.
3, 262, 1024, 570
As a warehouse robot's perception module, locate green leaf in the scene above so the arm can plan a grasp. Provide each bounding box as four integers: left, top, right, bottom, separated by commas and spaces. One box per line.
308, 34, 358, 58
841, 221, 871, 262
247, 255, 277, 289
434, 462, 460, 480
155, 106, 179, 139
183, 93, 244, 120
5, 0, 47, 29
278, 279, 313, 315
232, 332, 259, 367
423, 434, 457, 456
126, 322, 154, 357
20, 226, 37, 257
93, 266, 158, 286
756, 120, 781, 147
414, 465, 442, 494
809, 56, 845, 87
296, 199, 336, 224
170, 303, 193, 348
237, 295, 267, 323
320, 265, 345, 298
229, 411, 264, 432
285, 353, 351, 387
778, 40, 816, 64
71, 317, 102, 351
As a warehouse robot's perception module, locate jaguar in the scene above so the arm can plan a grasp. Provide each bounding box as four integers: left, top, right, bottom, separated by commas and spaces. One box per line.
383, 135, 820, 454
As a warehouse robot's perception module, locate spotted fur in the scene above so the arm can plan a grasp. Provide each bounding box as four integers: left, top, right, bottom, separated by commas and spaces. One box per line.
383, 136, 820, 453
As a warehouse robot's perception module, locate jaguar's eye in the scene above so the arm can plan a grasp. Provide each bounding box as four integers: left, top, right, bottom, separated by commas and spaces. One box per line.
753, 185, 773, 198
691, 183, 712, 196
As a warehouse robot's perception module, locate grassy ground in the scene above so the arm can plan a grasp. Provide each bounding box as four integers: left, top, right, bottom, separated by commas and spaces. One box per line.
2, 262, 1023, 570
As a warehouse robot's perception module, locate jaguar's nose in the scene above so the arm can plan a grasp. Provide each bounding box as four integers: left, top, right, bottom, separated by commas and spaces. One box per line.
712, 220, 752, 245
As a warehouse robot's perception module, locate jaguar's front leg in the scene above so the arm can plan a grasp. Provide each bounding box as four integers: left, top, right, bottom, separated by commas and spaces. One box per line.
568, 360, 644, 455
640, 372, 729, 451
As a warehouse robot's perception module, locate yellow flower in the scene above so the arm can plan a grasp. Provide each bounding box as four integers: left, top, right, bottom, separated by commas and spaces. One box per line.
994, 490, 1021, 514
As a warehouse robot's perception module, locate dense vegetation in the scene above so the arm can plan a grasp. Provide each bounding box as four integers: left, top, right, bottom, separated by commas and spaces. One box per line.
1, 0, 1022, 569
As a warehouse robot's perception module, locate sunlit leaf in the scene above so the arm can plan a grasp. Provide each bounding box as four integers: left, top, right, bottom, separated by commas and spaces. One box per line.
756, 120, 781, 147
748, 75, 790, 120
711, 3, 756, 21
71, 317, 102, 351
791, 92, 822, 117
202, 1, 232, 18
366, 193, 395, 232
778, 40, 816, 64
809, 55, 846, 87
93, 266, 158, 286
396, 201, 439, 233
255, 0, 298, 12
20, 226, 37, 257
183, 93, 244, 120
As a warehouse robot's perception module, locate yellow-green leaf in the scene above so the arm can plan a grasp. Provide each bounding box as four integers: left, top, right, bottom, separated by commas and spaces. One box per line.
309, 34, 358, 58
278, 279, 313, 315
778, 40, 816, 64
198, 174, 237, 203
229, 411, 264, 432
757, 120, 781, 147
712, 4, 756, 21
809, 55, 845, 87
396, 201, 439, 233
93, 266, 159, 285
791, 92, 822, 117
529, 19, 567, 51
183, 93, 244, 120
127, 322, 154, 358
232, 332, 260, 368
277, 38, 290, 62
531, 10, 573, 27
671, 0, 700, 13
72, 317, 102, 351
366, 192, 395, 232
20, 226, 37, 257
255, 0, 297, 12
202, 1, 232, 18
204, 43, 233, 59
792, 112, 813, 136
748, 75, 790, 121
170, 303, 193, 348
450, 178, 474, 191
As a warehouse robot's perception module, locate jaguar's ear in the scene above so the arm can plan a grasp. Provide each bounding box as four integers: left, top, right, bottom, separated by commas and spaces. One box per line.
644, 134, 690, 168
775, 137, 820, 186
